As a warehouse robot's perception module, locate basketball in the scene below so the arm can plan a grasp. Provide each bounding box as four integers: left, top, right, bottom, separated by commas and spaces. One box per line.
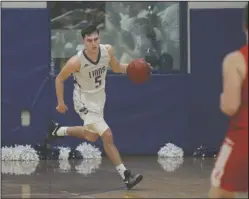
127, 58, 151, 84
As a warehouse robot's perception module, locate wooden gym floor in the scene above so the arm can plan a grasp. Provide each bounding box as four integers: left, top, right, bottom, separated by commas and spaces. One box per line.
1, 156, 248, 198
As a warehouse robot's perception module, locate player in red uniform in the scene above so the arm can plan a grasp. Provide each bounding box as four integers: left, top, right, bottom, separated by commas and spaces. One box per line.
209, 3, 248, 198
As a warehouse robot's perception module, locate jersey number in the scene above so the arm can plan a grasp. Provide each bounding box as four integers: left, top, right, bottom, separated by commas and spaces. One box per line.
95, 75, 101, 88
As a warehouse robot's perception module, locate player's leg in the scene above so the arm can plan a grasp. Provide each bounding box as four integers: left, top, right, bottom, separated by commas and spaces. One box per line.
66, 126, 99, 142
209, 137, 248, 198
47, 121, 99, 142
88, 121, 143, 189
47, 120, 143, 189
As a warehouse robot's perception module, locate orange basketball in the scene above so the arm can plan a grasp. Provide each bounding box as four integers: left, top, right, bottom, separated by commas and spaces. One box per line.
127, 58, 151, 84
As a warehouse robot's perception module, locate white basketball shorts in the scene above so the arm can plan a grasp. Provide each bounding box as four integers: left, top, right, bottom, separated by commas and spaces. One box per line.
73, 86, 109, 136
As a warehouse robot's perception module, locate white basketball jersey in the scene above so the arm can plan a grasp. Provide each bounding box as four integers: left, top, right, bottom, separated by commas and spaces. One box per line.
73, 44, 110, 93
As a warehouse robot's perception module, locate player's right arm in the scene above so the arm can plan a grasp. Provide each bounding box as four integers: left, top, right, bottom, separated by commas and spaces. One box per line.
220, 51, 246, 116
105, 44, 128, 73
55, 55, 81, 113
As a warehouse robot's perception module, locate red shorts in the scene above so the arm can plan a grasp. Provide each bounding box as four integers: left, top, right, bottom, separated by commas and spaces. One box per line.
211, 132, 248, 192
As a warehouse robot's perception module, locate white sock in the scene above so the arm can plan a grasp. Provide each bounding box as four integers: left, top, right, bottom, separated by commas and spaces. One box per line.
116, 164, 127, 180
56, 127, 68, 136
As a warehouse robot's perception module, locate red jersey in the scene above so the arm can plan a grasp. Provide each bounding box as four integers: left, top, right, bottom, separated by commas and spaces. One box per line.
228, 44, 248, 134
211, 45, 248, 193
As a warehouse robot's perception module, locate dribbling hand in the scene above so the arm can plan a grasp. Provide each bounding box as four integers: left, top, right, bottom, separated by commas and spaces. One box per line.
147, 62, 153, 71
56, 103, 68, 113
141, 58, 153, 71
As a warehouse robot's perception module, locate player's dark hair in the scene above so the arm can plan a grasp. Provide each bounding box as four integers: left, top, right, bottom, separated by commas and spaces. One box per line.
243, 3, 248, 29
81, 24, 99, 39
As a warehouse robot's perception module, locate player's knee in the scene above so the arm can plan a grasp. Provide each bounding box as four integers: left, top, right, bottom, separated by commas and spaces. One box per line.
83, 128, 99, 142
85, 133, 99, 142
101, 129, 114, 145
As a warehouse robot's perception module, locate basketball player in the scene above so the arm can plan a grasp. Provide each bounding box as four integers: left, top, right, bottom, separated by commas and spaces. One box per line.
47, 24, 151, 189
209, 4, 248, 198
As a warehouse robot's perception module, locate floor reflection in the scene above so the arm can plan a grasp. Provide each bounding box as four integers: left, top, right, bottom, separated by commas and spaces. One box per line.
1, 159, 102, 176
2, 157, 219, 198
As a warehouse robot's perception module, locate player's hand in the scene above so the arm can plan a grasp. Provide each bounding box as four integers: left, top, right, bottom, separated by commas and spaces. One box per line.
142, 59, 153, 72
56, 103, 68, 113
147, 62, 153, 70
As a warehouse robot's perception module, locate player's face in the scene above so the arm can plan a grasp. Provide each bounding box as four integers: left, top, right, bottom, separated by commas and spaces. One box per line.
83, 32, 100, 53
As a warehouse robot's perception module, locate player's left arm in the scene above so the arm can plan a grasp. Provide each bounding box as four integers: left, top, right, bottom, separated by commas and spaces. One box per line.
106, 44, 128, 74
220, 51, 246, 116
